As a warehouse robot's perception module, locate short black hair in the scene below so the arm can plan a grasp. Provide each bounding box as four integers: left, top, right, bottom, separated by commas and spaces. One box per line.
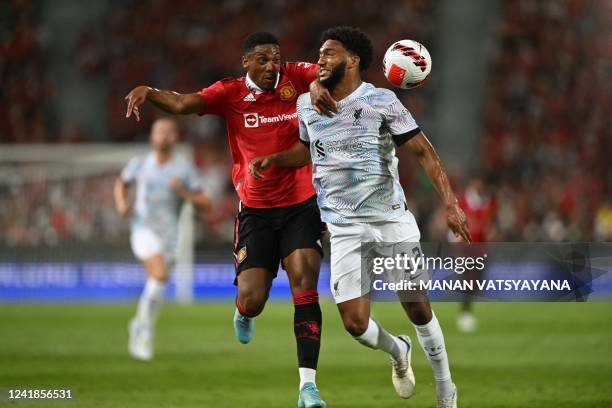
320, 26, 373, 71
242, 32, 280, 53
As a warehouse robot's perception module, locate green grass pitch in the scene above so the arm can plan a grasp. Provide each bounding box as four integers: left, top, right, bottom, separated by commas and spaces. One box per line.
1, 302, 611, 407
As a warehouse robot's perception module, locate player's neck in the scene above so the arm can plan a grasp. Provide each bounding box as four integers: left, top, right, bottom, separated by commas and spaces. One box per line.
155, 151, 172, 164
330, 78, 362, 102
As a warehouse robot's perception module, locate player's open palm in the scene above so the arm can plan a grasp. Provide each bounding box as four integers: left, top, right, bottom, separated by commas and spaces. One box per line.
249, 156, 274, 180
447, 203, 472, 243
125, 86, 149, 121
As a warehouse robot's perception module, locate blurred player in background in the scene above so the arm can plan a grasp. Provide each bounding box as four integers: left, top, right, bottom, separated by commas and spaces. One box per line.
455, 177, 496, 332
114, 118, 210, 361
124, 32, 336, 406
250, 26, 471, 408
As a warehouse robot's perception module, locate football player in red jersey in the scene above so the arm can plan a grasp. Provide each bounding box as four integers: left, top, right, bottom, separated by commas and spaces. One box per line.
124, 32, 333, 406
456, 177, 496, 332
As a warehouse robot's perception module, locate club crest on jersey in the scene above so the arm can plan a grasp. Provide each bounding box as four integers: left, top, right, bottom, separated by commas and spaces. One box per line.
353, 108, 363, 126
279, 82, 296, 102
243, 113, 259, 128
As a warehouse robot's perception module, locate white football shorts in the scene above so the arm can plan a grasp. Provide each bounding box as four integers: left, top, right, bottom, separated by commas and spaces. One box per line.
327, 212, 427, 304
130, 227, 174, 263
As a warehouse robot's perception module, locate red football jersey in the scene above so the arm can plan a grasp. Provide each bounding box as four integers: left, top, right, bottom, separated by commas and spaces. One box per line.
459, 190, 497, 242
198, 62, 318, 208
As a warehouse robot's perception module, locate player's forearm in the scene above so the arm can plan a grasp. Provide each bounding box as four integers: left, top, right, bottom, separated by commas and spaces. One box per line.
145, 88, 187, 114
185, 192, 212, 212
419, 152, 458, 208
407, 134, 458, 208
113, 179, 130, 213
270, 142, 311, 168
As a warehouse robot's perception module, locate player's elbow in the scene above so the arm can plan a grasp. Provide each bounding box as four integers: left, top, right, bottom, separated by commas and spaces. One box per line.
114, 178, 126, 191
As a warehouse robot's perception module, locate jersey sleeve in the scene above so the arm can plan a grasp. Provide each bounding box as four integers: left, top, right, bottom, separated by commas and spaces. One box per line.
297, 96, 310, 144
382, 93, 421, 146
120, 157, 142, 183
182, 161, 203, 192
197, 80, 227, 116
284, 62, 318, 89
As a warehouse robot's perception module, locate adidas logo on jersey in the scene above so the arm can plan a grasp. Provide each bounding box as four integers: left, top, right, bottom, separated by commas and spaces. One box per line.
243, 93, 256, 102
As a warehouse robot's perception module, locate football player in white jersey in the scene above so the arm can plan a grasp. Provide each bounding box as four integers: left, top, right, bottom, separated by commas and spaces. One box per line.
114, 118, 210, 361
249, 27, 471, 408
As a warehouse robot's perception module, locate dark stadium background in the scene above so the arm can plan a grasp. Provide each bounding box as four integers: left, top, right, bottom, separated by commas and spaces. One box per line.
1, 1, 611, 407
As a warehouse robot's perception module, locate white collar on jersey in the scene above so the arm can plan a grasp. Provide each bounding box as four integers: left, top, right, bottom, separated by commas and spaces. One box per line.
245, 72, 280, 94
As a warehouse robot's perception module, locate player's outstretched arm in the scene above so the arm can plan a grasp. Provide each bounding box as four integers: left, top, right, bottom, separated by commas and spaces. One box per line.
249, 141, 311, 180
404, 132, 472, 242
125, 86, 205, 121
113, 178, 132, 217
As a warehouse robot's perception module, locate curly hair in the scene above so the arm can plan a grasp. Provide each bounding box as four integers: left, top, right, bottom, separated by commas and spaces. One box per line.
320, 26, 373, 71
242, 32, 279, 53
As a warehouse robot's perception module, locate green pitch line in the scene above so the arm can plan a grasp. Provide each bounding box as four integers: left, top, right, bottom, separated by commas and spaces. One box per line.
0, 302, 611, 407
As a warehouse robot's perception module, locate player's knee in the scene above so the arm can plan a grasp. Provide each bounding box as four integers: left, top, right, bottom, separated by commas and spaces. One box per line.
343, 315, 369, 337
237, 293, 268, 317
404, 301, 432, 325
290, 274, 318, 293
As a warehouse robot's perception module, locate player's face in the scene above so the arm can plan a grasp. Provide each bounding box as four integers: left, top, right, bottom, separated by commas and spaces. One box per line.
242, 44, 281, 91
150, 120, 178, 153
319, 40, 361, 89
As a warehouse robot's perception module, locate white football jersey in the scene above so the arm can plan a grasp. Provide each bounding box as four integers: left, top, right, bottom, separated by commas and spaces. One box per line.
297, 82, 420, 224
121, 152, 202, 243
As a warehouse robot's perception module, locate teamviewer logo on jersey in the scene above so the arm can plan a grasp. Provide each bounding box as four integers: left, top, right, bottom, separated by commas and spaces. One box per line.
243, 113, 259, 128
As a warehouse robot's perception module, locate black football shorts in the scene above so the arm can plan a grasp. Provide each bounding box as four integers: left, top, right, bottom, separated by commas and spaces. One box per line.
232, 195, 325, 283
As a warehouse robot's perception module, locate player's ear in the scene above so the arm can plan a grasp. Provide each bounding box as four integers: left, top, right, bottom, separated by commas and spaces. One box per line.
348, 54, 360, 70
242, 55, 249, 69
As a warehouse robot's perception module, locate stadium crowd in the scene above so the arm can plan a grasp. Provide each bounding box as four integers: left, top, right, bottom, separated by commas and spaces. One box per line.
1, 0, 610, 248
0, 0, 53, 143
477, 0, 610, 241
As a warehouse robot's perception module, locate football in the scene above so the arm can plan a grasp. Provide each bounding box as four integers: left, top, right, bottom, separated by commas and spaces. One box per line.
383, 39, 432, 89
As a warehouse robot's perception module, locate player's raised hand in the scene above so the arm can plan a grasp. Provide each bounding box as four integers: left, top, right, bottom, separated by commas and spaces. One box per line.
125, 86, 149, 121
249, 156, 275, 180
446, 203, 472, 243
310, 80, 338, 117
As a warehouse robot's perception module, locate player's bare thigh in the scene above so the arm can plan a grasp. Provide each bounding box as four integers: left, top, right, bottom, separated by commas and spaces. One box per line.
283, 248, 322, 294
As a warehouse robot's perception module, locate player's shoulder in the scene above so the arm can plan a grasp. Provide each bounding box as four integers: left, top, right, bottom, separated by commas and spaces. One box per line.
367, 85, 399, 103
283, 61, 316, 73
210, 76, 246, 90
296, 92, 313, 110
123, 154, 149, 174
127, 154, 147, 166
173, 154, 196, 169
362, 84, 402, 111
